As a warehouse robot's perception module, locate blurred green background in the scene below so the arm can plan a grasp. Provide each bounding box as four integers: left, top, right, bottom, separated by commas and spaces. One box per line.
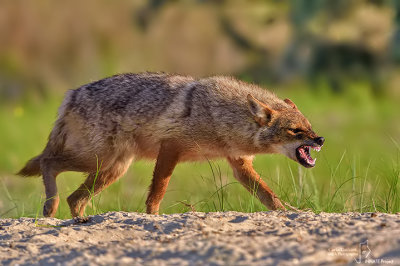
1, 0, 399, 218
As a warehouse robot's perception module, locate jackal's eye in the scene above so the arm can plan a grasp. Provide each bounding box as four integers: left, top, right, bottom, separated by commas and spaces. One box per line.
289, 128, 302, 134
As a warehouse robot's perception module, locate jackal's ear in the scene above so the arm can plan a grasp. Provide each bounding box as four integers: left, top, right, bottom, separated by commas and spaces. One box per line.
284, 98, 298, 110
247, 94, 275, 126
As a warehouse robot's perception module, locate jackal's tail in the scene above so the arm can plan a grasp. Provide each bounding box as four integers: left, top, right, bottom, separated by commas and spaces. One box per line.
17, 154, 42, 177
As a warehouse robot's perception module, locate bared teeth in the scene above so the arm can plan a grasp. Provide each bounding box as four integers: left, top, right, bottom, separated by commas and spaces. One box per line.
298, 145, 321, 166
312, 146, 321, 152
299, 146, 316, 165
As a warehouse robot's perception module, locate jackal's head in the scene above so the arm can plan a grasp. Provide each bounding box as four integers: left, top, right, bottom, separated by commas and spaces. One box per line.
247, 94, 324, 168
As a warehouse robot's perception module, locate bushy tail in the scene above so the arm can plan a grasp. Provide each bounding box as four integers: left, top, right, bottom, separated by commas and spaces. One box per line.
17, 155, 42, 177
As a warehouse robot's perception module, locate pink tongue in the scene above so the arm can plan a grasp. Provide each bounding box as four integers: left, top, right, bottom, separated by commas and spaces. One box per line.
300, 147, 315, 165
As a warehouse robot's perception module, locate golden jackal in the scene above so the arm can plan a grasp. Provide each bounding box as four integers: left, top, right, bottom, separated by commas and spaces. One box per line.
19, 73, 324, 217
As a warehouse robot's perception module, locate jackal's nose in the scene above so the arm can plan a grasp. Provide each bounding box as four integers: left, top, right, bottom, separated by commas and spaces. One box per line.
315, 137, 325, 146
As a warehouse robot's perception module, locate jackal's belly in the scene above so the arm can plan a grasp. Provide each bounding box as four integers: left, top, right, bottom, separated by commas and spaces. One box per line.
131, 134, 232, 161
177, 142, 242, 162
131, 134, 161, 160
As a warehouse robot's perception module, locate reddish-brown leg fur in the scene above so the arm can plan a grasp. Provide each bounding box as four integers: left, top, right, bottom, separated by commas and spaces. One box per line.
40, 156, 95, 217
41, 164, 60, 218
227, 156, 285, 210
67, 161, 131, 217
146, 141, 180, 214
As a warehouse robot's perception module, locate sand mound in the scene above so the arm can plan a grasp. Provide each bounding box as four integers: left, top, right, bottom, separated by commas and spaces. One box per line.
1, 211, 399, 265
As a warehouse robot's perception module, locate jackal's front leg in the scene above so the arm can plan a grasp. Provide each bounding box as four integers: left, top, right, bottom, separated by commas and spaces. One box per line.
146, 141, 180, 214
227, 156, 285, 210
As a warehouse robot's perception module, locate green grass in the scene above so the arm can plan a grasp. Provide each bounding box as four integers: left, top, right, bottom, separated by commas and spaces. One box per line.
0, 82, 399, 219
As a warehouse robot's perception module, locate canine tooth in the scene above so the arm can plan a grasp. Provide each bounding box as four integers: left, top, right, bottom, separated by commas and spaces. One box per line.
313, 146, 321, 152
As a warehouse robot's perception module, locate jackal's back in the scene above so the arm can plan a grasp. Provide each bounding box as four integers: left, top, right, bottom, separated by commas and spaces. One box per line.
66, 73, 194, 124
57, 72, 288, 161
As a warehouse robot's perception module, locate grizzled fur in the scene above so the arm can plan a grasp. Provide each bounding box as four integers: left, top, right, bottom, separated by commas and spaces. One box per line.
19, 72, 324, 217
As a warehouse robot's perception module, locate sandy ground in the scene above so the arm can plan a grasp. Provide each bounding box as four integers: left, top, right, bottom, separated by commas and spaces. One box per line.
1, 211, 400, 265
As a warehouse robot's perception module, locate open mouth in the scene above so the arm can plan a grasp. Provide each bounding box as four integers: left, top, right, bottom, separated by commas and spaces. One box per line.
296, 145, 321, 168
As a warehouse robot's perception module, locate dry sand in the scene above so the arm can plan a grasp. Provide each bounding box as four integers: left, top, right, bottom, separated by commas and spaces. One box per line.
1, 211, 400, 265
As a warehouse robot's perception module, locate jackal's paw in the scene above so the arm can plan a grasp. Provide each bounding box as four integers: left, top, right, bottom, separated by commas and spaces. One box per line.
43, 197, 59, 217
270, 197, 286, 211
73, 216, 91, 224
43, 203, 56, 217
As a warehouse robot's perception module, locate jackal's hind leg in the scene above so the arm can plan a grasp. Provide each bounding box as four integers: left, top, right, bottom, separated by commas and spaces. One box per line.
227, 156, 285, 210
42, 166, 60, 218
40, 155, 98, 217
67, 160, 131, 217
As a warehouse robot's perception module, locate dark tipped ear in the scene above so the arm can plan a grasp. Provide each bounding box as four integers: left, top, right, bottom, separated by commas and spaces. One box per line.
284, 98, 298, 110
247, 94, 274, 126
